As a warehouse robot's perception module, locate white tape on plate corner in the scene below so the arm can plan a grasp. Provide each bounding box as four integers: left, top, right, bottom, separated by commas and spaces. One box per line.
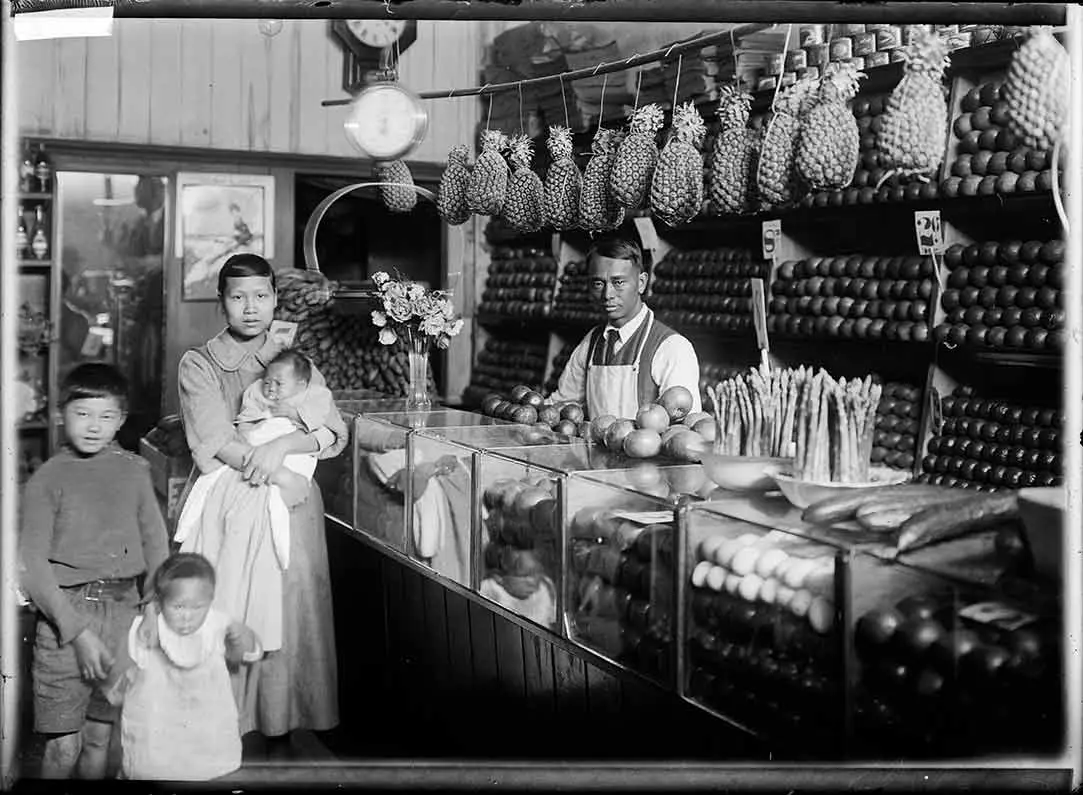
14, 8, 115, 40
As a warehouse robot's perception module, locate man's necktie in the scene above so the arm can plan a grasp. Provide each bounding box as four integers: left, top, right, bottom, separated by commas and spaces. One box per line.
603, 329, 619, 365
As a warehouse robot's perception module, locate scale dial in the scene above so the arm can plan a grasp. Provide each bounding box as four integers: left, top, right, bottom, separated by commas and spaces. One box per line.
343, 80, 428, 161
346, 20, 407, 49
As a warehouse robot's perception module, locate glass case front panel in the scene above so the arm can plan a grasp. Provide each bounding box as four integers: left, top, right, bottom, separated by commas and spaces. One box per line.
682, 503, 845, 757
565, 473, 680, 687
476, 450, 568, 631
847, 551, 1062, 760
421, 424, 581, 450
404, 432, 478, 586
575, 463, 717, 505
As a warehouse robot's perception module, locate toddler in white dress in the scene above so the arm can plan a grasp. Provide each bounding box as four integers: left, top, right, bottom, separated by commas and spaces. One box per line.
108, 553, 262, 781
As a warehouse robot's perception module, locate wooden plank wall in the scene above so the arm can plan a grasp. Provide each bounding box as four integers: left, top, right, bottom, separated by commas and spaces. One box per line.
15, 20, 481, 163
325, 522, 768, 761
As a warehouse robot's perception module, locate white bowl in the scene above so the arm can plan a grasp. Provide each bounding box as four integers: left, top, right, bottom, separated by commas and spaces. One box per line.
1018, 486, 1065, 581
771, 468, 911, 510
700, 453, 791, 493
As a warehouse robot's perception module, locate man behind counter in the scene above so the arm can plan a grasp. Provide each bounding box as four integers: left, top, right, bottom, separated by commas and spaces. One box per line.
548, 235, 701, 420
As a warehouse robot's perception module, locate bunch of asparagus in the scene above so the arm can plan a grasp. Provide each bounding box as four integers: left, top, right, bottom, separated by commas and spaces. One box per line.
707, 364, 812, 458
793, 370, 881, 483
707, 364, 882, 483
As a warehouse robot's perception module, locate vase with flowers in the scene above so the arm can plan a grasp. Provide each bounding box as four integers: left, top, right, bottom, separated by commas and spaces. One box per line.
370, 271, 464, 413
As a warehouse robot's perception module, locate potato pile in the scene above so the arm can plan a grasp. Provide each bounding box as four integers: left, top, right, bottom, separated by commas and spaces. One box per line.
273, 269, 435, 396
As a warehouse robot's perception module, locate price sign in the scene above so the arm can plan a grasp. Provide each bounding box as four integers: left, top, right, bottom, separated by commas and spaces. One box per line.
269, 320, 298, 348
913, 210, 945, 255
959, 601, 1038, 632
551, 233, 562, 263
633, 215, 660, 255
761, 219, 782, 261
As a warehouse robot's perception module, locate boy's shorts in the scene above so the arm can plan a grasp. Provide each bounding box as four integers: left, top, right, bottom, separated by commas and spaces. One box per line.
31, 579, 140, 734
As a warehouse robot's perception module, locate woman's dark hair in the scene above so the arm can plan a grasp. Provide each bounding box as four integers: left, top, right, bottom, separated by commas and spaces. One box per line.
268, 348, 312, 384
153, 552, 216, 601
60, 363, 129, 410
589, 234, 645, 273
216, 253, 276, 299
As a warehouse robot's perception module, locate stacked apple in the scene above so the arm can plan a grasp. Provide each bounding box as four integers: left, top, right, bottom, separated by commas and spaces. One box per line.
541, 339, 577, 396
551, 259, 606, 325
686, 532, 841, 743
940, 81, 1058, 199
587, 386, 714, 462
796, 92, 941, 209
768, 254, 935, 342
648, 247, 770, 331
853, 593, 1061, 755
480, 383, 587, 438
914, 385, 1063, 490
478, 246, 558, 318
481, 475, 561, 599
469, 339, 550, 396
933, 240, 1065, 352
871, 381, 922, 471
568, 508, 675, 680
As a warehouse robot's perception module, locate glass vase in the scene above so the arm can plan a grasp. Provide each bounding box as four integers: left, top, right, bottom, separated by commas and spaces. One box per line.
404, 326, 433, 415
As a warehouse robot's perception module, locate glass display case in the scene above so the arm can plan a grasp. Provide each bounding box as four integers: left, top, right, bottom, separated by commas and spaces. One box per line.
680, 495, 1063, 760
680, 501, 846, 757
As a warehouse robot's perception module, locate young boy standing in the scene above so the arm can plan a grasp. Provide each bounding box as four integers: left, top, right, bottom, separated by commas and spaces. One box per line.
19, 363, 169, 779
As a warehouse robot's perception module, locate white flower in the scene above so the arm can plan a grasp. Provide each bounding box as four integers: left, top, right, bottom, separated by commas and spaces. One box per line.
447, 318, 464, 337
371, 310, 387, 328
378, 327, 397, 345
420, 314, 446, 337
440, 298, 456, 319
385, 295, 413, 323
407, 283, 425, 301
372, 271, 390, 287
385, 281, 408, 300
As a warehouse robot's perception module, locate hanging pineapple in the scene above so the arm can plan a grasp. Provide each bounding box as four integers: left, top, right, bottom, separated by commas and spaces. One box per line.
708, 84, 760, 215
1003, 28, 1069, 154
377, 160, 417, 213
579, 128, 626, 232
757, 78, 818, 207
543, 125, 581, 231
502, 135, 544, 234
609, 103, 665, 209
437, 145, 473, 226
877, 31, 951, 182
466, 129, 510, 216
796, 65, 865, 191
650, 102, 708, 227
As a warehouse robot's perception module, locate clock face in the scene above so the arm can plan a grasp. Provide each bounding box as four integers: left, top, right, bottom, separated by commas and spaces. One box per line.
346, 20, 407, 49
344, 82, 428, 161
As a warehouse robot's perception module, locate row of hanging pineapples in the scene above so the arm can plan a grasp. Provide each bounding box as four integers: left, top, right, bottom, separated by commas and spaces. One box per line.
427, 27, 1067, 225
436, 99, 711, 233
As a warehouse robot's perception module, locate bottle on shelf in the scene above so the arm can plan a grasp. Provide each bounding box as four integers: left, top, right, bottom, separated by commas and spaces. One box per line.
30, 205, 49, 260
16, 204, 29, 259
19, 146, 35, 193
34, 144, 51, 194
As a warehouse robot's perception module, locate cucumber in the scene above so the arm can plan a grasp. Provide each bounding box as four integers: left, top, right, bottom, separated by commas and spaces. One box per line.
894, 492, 1021, 556
854, 490, 973, 521
856, 508, 913, 533
801, 485, 954, 526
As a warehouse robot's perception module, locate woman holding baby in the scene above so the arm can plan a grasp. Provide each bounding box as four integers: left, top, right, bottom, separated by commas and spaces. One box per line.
174, 253, 346, 753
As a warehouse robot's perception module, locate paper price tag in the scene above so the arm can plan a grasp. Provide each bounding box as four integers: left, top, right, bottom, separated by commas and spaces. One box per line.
761, 219, 782, 262
633, 216, 660, 255
269, 320, 298, 348
959, 601, 1038, 632
913, 210, 945, 255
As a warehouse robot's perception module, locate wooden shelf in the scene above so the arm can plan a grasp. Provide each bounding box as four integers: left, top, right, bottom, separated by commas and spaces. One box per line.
18, 259, 53, 268
18, 192, 52, 201
18, 421, 48, 431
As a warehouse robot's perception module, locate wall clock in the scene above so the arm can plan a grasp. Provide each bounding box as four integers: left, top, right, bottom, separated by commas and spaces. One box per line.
343, 78, 429, 162
331, 19, 418, 95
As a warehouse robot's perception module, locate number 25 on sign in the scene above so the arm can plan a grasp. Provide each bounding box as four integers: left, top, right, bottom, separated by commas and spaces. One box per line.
913, 210, 945, 255
761, 219, 782, 261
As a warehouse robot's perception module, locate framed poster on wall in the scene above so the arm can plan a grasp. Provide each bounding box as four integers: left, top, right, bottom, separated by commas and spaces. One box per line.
176, 172, 276, 300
